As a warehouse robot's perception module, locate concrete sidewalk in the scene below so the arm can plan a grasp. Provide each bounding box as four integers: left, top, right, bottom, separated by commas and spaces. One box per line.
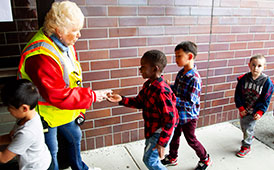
73, 119, 274, 170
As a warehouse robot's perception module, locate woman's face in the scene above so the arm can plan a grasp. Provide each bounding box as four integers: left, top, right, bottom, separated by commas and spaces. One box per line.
58, 27, 81, 46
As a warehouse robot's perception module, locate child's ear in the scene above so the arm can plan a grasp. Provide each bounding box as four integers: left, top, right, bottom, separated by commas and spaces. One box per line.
188, 53, 194, 60
21, 104, 30, 112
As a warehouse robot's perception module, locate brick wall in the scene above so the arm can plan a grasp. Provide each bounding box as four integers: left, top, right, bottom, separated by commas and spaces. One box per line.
0, 0, 274, 151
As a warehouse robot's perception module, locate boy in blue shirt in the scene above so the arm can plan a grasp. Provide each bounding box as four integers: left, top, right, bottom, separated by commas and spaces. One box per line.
161, 41, 212, 170
235, 54, 274, 157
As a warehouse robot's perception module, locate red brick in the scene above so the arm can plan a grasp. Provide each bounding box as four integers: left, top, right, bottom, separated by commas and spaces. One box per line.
113, 122, 138, 132
90, 60, 119, 70
112, 106, 138, 116
252, 49, 268, 56
190, 26, 211, 34
104, 135, 113, 146
250, 26, 266, 33
210, 44, 229, 51
139, 7, 165, 16
111, 68, 138, 78
239, 18, 256, 25
112, 87, 138, 97
223, 103, 236, 112
95, 117, 120, 127
212, 25, 231, 33
114, 133, 122, 145
148, 37, 173, 46
86, 0, 117, 5
197, 17, 211, 25
92, 79, 119, 90
122, 131, 130, 143
165, 64, 181, 73
165, 7, 190, 16
214, 68, 232, 76
235, 50, 252, 58
191, 7, 211, 16
89, 39, 118, 49
119, 17, 147, 26
81, 7, 107, 16
138, 47, 164, 56
110, 28, 137, 37
174, 35, 196, 44
130, 130, 138, 141
110, 48, 137, 59
80, 62, 89, 71
256, 18, 272, 24
207, 76, 226, 85
240, 1, 258, 8
87, 18, 117, 27
226, 74, 240, 83
86, 138, 95, 150
165, 26, 189, 35
216, 35, 236, 42
120, 38, 146, 47
83, 71, 109, 81
148, 0, 174, 5
266, 26, 274, 32
231, 26, 249, 33
121, 77, 145, 87
230, 42, 247, 50
254, 34, 270, 41
85, 127, 112, 137
213, 83, 231, 91
248, 42, 264, 49
213, 8, 233, 16
108, 6, 137, 16
264, 41, 274, 48
81, 29, 107, 39
214, 51, 235, 60
75, 40, 88, 51
174, 16, 197, 25
147, 17, 173, 26
221, 0, 241, 7
175, 0, 197, 5
79, 50, 109, 61
86, 109, 111, 119
121, 58, 141, 68
139, 27, 164, 36
96, 136, 104, 148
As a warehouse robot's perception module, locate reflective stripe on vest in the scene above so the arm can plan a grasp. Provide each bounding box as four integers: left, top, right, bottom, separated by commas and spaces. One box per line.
18, 28, 85, 127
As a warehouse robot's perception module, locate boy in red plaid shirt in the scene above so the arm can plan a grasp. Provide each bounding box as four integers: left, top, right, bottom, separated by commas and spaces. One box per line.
108, 50, 178, 170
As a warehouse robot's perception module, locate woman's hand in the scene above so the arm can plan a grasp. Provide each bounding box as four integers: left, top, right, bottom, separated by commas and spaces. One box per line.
107, 93, 122, 103
94, 90, 112, 102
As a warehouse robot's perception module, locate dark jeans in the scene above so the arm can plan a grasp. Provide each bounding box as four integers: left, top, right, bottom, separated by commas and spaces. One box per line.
169, 119, 207, 160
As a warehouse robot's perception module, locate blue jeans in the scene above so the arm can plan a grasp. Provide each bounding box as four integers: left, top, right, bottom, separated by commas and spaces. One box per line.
45, 120, 88, 170
143, 132, 172, 170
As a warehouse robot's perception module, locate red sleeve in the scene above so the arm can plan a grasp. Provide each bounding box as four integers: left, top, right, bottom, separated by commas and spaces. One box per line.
25, 54, 96, 110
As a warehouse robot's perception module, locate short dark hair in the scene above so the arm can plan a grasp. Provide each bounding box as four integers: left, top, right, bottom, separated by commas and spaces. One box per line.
1, 79, 39, 110
250, 54, 266, 63
142, 50, 167, 72
175, 41, 197, 59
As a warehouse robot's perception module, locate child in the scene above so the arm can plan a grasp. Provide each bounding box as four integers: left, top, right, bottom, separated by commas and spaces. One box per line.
0, 79, 52, 170
234, 54, 274, 157
161, 41, 212, 170
107, 50, 178, 170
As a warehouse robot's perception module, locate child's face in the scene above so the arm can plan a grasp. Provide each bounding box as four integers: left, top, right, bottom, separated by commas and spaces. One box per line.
175, 49, 191, 67
139, 58, 156, 79
248, 58, 265, 78
8, 105, 25, 119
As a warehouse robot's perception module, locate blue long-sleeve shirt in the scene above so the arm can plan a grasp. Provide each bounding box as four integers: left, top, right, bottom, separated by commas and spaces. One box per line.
171, 65, 201, 125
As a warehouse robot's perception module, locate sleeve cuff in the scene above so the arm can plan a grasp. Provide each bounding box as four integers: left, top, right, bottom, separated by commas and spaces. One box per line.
256, 110, 264, 116
238, 106, 245, 112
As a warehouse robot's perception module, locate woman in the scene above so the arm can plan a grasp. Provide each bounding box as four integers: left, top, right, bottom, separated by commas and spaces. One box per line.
18, 1, 108, 170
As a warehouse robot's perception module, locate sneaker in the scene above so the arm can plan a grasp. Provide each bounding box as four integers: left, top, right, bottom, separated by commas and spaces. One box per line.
195, 154, 212, 170
236, 146, 251, 158
161, 154, 178, 166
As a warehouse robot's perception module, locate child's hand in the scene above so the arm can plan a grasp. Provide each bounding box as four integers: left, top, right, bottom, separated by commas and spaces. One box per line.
152, 144, 165, 159
253, 113, 261, 120
240, 110, 247, 118
107, 93, 122, 103
166, 80, 171, 86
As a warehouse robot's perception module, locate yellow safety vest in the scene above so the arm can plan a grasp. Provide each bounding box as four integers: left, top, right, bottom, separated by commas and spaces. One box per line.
18, 28, 85, 127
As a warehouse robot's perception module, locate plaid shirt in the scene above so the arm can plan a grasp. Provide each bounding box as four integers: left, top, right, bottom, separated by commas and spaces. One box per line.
171, 65, 201, 125
119, 76, 178, 147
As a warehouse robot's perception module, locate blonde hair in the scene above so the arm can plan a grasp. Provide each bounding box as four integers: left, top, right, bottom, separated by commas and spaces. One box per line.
250, 54, 266, 63
43, 1, 84, 36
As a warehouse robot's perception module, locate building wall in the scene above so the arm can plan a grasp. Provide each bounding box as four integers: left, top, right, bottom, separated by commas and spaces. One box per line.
0, 0, 274, 151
